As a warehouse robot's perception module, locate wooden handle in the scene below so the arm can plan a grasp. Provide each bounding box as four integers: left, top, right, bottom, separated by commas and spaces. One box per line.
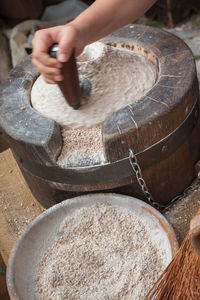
189, 207, 200, 256
49, 44, 81, 109
58, 50, 81, 109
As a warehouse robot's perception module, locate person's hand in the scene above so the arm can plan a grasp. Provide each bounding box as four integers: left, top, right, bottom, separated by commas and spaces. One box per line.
32, 24, 84, 84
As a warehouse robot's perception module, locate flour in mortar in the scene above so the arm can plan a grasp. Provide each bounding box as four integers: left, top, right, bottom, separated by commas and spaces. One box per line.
35, 203, 167, 300
31, 42, 157, 167
31, 42, 157, 128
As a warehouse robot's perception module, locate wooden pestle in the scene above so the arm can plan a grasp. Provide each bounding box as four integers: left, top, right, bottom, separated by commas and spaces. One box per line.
49, 44, 81, 109
189, 207, 200, 256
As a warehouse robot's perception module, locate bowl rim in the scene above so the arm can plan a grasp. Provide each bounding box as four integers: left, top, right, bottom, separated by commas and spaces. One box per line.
6, 193, 179, 300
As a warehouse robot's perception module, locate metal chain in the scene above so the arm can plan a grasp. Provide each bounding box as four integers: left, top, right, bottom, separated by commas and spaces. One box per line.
128, 149, 200, 212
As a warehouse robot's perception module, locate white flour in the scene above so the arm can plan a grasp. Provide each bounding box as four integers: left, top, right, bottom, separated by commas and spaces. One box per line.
31, 42, 157, 129
35, 203, 166, 300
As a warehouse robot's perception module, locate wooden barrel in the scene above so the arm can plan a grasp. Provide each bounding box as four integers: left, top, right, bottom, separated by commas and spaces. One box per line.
0, 24, 199, 209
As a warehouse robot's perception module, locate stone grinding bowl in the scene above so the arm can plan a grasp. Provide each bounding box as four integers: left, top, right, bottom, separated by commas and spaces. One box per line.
6, 193, 179, 300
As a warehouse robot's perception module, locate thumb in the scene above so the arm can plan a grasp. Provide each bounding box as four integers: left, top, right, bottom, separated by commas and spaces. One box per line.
57, 26, 76, 62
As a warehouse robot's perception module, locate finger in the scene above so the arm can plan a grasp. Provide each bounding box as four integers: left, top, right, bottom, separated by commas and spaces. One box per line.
42, 69, 63, 82
32, 30, 62, 68
33, 53, 61, 69
56, 27, 76, 62
32, 58, 62, 77
43, 76, 57, 84
32, 29, 54, 53
33, 61, 63, 82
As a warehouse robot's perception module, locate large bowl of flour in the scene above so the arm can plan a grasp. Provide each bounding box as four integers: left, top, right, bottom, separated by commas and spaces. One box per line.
7, 193, 178, 300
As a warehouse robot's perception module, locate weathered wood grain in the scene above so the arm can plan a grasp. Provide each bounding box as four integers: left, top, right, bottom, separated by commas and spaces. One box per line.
0, 24, 199, 207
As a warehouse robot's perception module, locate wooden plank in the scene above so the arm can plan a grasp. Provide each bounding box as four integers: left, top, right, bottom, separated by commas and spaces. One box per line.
0, 147, 44, 265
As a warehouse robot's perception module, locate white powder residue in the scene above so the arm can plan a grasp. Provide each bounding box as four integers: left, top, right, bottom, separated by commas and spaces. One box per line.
31, 42, 157, 129
35, 203, 166, 300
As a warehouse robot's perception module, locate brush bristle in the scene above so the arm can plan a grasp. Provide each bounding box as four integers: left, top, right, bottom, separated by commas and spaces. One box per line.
146, 234, 200, 299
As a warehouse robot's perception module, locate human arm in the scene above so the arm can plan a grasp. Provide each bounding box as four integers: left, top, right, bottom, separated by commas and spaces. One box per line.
32, 0, 157, 83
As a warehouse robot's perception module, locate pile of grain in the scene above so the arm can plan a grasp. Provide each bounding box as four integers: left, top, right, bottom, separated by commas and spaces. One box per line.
35, 203, 167, 300
57, 125, 106, 167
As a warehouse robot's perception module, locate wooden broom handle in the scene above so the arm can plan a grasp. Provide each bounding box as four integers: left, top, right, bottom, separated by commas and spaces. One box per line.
189, 207, 200, 256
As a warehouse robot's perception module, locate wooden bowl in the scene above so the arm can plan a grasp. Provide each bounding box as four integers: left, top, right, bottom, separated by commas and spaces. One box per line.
6, 193, 178, 300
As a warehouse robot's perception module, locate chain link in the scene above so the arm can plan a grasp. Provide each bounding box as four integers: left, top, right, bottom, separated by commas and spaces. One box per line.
128, 149, 200, 212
